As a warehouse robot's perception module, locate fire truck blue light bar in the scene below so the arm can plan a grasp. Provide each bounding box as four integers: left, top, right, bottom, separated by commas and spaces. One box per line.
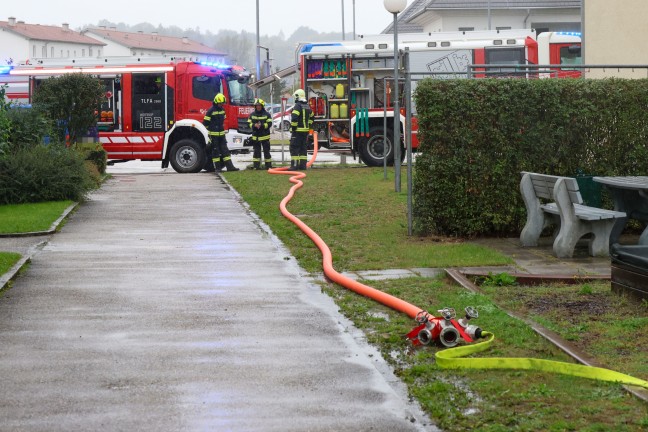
199, 62, 229, 69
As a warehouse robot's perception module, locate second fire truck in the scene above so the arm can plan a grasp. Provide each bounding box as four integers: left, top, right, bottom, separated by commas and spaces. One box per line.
294, 29, 581, 167
2, 58, 256, 173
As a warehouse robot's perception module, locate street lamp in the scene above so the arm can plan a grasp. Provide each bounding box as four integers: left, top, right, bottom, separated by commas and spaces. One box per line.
384, 0, 407, 192
341, 0, 346, 40
255, 0, 261, 96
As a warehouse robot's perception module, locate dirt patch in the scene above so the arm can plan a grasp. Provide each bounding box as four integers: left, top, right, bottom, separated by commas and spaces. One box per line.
526, 294, 611, 315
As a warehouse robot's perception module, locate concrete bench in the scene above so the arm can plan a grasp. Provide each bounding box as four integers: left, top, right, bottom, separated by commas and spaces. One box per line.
520, 172, 626, 258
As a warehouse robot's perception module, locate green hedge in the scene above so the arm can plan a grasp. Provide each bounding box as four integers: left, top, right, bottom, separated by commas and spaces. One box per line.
0, 145, 94, 204
413, 78, 648, 237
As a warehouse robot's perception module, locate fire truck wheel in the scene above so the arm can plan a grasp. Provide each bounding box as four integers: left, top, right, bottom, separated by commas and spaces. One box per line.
360, 127, 395, 167
169, 139, 206, 174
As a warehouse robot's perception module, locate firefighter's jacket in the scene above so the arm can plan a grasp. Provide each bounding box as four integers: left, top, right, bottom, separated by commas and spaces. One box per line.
247, 109, 272, 141
290, 101, 313, 134
203, 103, 226, 137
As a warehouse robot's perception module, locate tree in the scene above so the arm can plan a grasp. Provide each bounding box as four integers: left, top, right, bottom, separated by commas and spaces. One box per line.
32, 74, 104, 144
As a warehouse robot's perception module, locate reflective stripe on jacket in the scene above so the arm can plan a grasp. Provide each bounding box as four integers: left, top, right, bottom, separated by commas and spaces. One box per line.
247, 109, 272, 141
290, 101, 313, 133
203, 104, 226, 136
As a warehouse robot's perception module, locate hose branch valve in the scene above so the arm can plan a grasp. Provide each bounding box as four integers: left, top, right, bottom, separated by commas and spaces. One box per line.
406, 306, 484, 348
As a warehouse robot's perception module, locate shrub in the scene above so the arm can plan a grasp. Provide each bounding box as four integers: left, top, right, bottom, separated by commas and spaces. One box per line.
413, 78, 648, 237
73, 143, 107, 175
6, 107, 57, 151
0, 144, 94, 204
0, 85, 11, 155
32, 74, 104, 144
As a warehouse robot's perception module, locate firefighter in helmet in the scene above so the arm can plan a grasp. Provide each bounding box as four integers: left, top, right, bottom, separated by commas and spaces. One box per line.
289, 89, 313, 170
203, 93, 239, 172
247, 98, 273, 170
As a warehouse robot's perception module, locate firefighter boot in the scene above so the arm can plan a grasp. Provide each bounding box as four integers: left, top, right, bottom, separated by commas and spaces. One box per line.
224, 159, 240, 171
298, 159, 307, 170
253, 161, 261, 170
290, 159, 297, 170
213, 160, 223, 172
265, 161, 273, 170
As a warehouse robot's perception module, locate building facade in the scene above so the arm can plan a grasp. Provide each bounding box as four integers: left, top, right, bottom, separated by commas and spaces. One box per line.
82, 28, 226, 64
0, 17, 105, 64
384, 0, 581, 34
583, 0, 648, 78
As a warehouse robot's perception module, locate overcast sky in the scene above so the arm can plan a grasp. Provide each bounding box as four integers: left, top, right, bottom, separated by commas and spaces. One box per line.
5, 0, 406, 38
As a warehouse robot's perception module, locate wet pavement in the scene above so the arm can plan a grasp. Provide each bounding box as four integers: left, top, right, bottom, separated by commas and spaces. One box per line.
0, 157, 617, 431
0, 161, 434, 432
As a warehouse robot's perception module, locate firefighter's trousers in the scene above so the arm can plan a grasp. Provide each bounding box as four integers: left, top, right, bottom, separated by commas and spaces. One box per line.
252, 139, 272, 168
289, 132, 308, 169
211, 135, 233, 165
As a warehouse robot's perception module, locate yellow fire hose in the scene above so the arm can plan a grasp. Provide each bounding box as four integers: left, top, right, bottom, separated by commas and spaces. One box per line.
436, 332, 648, 390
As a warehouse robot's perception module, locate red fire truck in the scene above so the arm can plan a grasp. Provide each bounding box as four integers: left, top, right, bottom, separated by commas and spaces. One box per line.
537, 31, 582, 78
295, 29, 581, 167
2, 58, 255, 173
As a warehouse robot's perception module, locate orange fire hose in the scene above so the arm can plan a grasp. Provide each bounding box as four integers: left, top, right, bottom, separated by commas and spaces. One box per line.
268, 133, 423, 319
265, 134, 648, 391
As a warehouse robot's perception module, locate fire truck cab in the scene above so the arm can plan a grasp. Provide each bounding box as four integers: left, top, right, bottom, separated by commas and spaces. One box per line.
2, 58, 255, 173
296, 29, 538, 167
537, 31, 582, 78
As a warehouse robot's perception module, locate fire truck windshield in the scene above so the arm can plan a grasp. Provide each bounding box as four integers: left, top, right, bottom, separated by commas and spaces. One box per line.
226, 76, 254, 106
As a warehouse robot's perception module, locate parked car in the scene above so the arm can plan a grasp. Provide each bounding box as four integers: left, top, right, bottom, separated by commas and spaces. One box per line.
267, 104, 282, 116
272, 105, 293, 131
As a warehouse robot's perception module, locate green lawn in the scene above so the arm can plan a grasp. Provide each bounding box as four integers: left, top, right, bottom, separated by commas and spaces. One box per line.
0, 201, 73, 234
0, 252, 21, 278
224, 166, 648, 431
223, 167, 512, 273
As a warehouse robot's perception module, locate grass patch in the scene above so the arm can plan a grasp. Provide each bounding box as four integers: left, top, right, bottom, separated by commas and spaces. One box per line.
0, 201, 73, 233
481, 281, 648, 379
225, 166, 648, 429
324, 277, 648, 431
224, 167, 512, 273
0, 252, 21, 277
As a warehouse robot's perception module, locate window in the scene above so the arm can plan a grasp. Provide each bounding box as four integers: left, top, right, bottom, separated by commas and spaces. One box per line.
42, 46, 47, 57
82, 49, 85, 57
51, 47, 54, 58
226, 75, 254, 106
33, 45, 36, 57
89, 47, 93, 57
560, 45, 582, 67
484, 47, 526, 75
192, 75, 221, 101
134, 74, 163, 95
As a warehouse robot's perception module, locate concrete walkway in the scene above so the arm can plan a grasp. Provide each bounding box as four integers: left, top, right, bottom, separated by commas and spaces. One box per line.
0, 171, 434, 431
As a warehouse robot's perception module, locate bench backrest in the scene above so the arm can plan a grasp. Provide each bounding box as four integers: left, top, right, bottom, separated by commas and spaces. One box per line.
521, 172, 583, 205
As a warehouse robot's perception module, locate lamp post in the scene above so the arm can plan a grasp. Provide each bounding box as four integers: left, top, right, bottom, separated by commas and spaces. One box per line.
487, 0, 492, 30
341, 0, 346, 40
255, 0, 261, 96
353, 0, 356, 39
384, 0, 407, 193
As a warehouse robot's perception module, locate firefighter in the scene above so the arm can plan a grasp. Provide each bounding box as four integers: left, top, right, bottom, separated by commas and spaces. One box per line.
289, 89, 313, 170
247, 98, 273, 170
203, 93, 239, 172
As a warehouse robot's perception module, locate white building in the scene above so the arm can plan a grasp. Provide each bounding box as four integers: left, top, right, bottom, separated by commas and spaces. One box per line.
0, 17, 105, 64
383, 0, 581, 34
82, 27, 226, 64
